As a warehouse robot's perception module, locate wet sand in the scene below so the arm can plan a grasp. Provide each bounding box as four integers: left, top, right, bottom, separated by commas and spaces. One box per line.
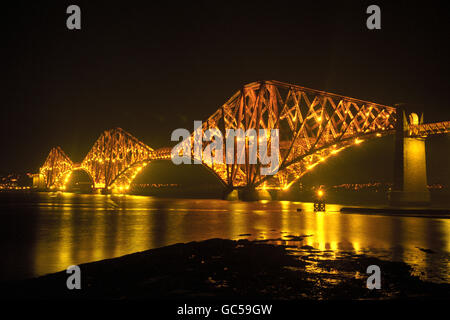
1, 238, 449, 300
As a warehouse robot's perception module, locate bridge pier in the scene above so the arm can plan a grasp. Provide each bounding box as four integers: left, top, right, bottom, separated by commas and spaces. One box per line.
101, 188, 112, 195
223, 188, 272, 201
31, 173, 45, 190
389, 109, 430, 206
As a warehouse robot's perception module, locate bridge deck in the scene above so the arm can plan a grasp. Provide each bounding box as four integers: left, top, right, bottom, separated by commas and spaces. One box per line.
409, 121, 450, 137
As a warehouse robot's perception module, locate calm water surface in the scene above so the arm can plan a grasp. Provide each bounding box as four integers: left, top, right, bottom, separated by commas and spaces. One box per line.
0, 192, 449, 283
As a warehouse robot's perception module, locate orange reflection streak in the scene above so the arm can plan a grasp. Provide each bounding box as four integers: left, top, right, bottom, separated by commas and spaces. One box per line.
21, 195, 449, 283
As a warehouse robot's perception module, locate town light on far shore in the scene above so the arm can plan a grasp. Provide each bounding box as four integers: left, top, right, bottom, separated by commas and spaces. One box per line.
317, 189, 324, 198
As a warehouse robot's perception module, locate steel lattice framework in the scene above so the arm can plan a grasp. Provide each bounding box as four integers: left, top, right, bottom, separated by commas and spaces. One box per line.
80, 127, 156, 190
409, 121, 450, 137
180, 80, 397, 189
38, 80, 449, 192
40, 146, 73, 188
41, 128, 172, 190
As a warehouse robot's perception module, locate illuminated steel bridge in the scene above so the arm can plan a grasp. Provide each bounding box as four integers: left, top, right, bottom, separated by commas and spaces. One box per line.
35, 80, 450, 199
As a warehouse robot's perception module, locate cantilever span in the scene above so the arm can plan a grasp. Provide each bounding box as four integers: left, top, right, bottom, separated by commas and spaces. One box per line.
187, 80, 397, 190
80, 127, 164, 190
34, 80, 448, 193
39, 146, 74, 189
37, 128, 171, 191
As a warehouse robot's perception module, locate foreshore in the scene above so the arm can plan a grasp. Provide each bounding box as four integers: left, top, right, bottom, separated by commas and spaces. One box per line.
1, 238, 449, 300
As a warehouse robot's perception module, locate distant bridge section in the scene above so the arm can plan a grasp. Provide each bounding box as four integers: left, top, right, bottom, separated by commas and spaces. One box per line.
408, 120, 450, 137
34, 128, 171, 191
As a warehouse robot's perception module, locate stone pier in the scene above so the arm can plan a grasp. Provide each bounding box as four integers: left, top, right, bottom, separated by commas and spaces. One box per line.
224, 188, 272, 201
389, 109, 430, 206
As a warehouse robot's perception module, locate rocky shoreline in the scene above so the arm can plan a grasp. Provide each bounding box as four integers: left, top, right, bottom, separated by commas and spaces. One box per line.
1, 238, 449, 300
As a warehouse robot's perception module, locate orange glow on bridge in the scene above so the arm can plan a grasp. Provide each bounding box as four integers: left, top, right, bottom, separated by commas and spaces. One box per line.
36, 80, 448, 193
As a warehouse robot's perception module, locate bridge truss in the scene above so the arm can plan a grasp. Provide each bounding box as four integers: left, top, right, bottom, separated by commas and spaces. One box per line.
409, 121, 450, 137
39, 146, 73, 189
38, 80, 449, 192
182, 80, 397, 190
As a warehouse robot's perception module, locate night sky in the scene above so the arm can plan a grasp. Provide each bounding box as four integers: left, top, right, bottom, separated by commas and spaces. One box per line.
2, 1, 449, 184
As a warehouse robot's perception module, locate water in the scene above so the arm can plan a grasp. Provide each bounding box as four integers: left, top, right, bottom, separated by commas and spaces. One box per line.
0, 192, 449, 283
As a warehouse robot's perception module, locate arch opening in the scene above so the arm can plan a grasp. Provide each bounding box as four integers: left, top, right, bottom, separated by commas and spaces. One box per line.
63, 168, 95, 193
129, 159, 225, 198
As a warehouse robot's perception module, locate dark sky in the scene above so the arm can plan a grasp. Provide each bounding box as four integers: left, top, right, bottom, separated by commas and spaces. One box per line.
2, 0, 449, 178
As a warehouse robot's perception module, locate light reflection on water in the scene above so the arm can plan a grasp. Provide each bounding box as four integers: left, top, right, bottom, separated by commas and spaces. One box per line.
0, 192, 448, 283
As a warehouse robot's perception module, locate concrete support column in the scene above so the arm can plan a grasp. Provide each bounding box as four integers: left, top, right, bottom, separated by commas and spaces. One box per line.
389, 109, 430, 206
